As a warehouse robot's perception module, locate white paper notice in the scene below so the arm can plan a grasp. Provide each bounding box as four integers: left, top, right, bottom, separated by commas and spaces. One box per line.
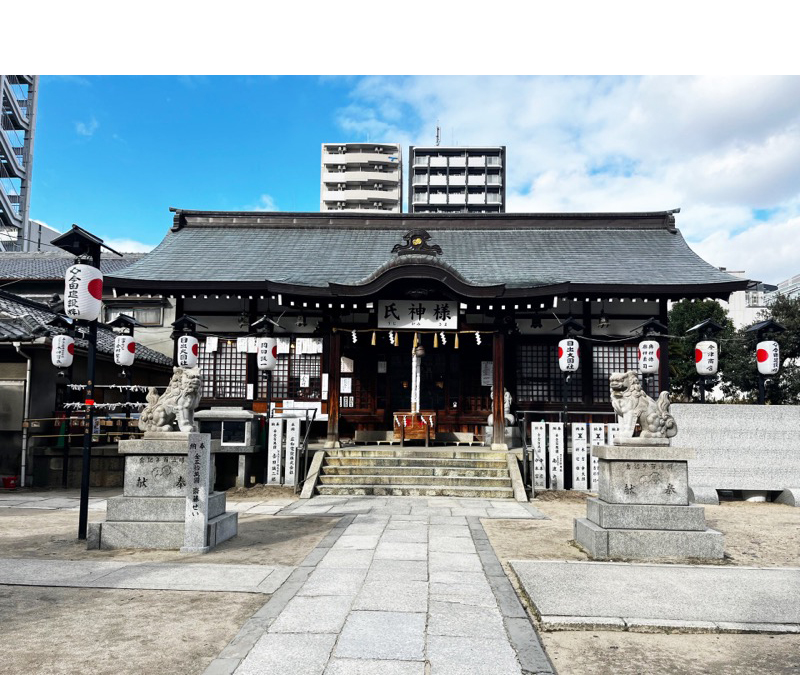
341, 377, 352, 394
205, 336, 218, 353
590, 423, 604, 491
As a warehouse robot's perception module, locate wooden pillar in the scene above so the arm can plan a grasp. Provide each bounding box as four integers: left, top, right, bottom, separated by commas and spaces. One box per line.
659, 298, 670, 393
325, 331, 341, 448
492, 331, 507, 450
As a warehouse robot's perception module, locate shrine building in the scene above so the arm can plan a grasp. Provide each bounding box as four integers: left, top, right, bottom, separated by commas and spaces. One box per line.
107, 208, 747, 450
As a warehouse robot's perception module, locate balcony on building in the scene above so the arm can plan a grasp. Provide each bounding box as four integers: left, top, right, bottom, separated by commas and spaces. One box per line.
429, 156, 448, 168
429, 192, 448, 204
467, 192, 486, 204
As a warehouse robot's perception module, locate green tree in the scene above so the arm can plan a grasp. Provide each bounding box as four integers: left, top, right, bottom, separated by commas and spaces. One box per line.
667, 299, 735, 401
720, 294, 800, 404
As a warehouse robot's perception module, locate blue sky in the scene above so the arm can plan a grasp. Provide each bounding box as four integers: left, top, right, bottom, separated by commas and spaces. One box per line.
29, 74, 800, 286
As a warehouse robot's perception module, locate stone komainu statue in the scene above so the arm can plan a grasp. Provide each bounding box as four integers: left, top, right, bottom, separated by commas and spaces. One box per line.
138, 367, 203, 433
609, 370, 677, 439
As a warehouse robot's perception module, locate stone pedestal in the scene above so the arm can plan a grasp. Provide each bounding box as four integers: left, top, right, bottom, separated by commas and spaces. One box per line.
483, 425, 521, 449
87, 432, 238, 551
574, 442, 723, 560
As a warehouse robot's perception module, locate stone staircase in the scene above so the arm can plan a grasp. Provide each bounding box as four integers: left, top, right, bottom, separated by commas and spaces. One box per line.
316, 447, 515, 499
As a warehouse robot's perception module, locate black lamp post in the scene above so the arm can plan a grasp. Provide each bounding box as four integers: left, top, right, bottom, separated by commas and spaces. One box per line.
107, 314, 143, 421
50, 225, 121, 540
746, 319, 786, 404
47, 314, 77, 488
686, 318, 724, 403
554, 316, 584, 424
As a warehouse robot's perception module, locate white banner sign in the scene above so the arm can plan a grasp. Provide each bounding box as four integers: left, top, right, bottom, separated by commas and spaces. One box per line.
267, 418, 284, 485
531, 422, 547, 490
283, 418, 300, 487
547, 422, 564, 490
571, 423, 588, 490
607, 422, 620, 448
378, 300, 457, 329
589, 423, 604, 491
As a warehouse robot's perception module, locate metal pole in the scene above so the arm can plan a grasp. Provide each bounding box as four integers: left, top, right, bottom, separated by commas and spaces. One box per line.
758, 374, 766, 405
77, 319, 97, 540
699, 376, 706, 403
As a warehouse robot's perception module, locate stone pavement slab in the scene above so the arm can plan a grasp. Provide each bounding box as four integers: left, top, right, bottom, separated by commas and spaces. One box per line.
334, 610, 426, 661
511, 560, 800, 632
235, 633, 337, 675
323, 658, 425, 675
0, 558, 293, 594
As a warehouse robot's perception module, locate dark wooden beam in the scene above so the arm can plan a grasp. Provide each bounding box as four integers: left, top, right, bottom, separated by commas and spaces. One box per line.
325, 331, 342, 448
492, 332, 506, 449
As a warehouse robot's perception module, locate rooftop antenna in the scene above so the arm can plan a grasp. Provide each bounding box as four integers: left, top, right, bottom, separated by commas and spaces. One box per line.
435, 124, 441, 147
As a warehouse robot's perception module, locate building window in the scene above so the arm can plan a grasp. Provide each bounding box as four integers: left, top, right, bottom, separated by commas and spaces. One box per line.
516, 343, 582, 405
105, 306, 164, 326
593, 344, 658, 402
257, 351, 322, 401
198, 340, 247, 399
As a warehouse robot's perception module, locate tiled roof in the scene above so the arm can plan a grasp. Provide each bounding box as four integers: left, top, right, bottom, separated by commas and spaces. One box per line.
0, 251, 146, 280
108, 210, 746, 294
0, 290, 172, 366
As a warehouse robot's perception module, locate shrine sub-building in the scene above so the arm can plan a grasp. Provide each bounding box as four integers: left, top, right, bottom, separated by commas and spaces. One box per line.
107, 208, 747, 450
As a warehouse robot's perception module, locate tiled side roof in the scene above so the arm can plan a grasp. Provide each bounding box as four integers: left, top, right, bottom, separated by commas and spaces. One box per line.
0, 291, 172, 366
109, 211, 742, 291
0, 252, 145, 280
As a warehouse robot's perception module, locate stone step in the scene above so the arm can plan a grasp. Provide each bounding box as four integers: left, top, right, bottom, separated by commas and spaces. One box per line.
324, 457, 508, 469
327, 449, 508, 460
321, 465, 510, 478
319, 474, 512, 488
316, 484, 515, 499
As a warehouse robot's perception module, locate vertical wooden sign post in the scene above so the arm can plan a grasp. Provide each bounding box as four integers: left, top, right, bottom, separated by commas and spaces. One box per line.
547, 422, 564, 490
531, 422, 547, 490
571, 423, 588, 490
267, 418, 284, 485
589, 423, 604, 491
182, 432, 212, 554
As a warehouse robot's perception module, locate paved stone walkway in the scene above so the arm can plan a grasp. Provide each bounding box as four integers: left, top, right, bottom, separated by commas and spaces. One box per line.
206, 496, 554, 675
0, 488, 118, 511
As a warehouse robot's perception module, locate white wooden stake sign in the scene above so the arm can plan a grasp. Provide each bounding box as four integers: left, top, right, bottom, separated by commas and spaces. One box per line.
547, 422, 564, 490
267, 418, 284, 485
571, 423, 588, 490
531, 422, 547, 490
589, 423, 604, 490
283, 417, 300, 487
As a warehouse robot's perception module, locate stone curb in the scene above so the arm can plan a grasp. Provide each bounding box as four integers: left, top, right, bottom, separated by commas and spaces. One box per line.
538, 615, 800, 635
201, 513, 353, 675
466, 517, 556, 675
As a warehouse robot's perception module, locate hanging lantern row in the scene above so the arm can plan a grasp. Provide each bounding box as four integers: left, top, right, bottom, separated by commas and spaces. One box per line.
638, 340, 660, 374
695, 341, 718, 375
114, 335, 136, 367
256, 337, 278, 371
64, 264, 103, 321
558, 338, 580, 372
177, 335, 199, 368
757, 340, 780, 376
51, 334, 75, 368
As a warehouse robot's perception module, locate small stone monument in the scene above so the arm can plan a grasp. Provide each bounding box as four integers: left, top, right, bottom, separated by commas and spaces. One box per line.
573, 371, 723, 560
88, 368, 238, 551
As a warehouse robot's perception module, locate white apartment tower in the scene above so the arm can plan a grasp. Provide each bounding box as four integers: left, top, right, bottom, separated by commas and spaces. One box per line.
409, 145, 506, 213
320, 143, 402, 212
0, 75, 38, 251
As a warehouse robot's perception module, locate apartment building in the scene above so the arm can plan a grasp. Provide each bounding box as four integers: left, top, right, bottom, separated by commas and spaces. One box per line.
320, 143, 402, 212
409, 145, 505, 213
0, 75, 38, 251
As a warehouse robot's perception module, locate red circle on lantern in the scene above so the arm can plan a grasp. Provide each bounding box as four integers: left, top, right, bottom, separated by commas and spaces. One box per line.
637, 349, 641, 359
695, 348, 702, 363
757, 348, 769, 363
271, 345, 278, 358
558, 346, 564, 358
87, 278, 103, 300
656, 348, 661, 360
127, 341, 136, 353
191, 343, 199, 356
577, 347, 580, 358
67, 343, 75, 355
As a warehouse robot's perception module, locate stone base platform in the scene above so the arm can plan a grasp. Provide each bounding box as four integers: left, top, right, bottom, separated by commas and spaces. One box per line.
574, 517, 724, 560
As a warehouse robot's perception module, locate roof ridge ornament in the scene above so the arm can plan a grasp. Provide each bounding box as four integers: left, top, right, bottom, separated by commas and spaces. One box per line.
392, 228, 442, 257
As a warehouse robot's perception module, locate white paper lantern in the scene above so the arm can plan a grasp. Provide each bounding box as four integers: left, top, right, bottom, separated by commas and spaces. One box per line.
177, 335, 199, 368
256, 337, 278, 371
63, 264, 103, 321
638, 339, 660, 374
756, 340, 780, 376
114, 335, 136, 367
695, 340, 718, 375
51, 334, 75, 368
558, 338, 580, 372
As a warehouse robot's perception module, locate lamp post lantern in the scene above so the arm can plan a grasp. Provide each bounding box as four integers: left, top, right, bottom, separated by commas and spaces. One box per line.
686, 319, 724, 403
51, 225, 121, 540
745, 319, 786, 404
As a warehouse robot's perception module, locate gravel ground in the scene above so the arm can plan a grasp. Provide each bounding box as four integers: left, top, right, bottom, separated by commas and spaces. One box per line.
483, 493, 800, 675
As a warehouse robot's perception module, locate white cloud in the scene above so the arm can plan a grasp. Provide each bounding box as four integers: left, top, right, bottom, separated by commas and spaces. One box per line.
75, 116, 99, 137
250, 194, 278, 211
336, 75, 800, 283
102, 238, 155, 253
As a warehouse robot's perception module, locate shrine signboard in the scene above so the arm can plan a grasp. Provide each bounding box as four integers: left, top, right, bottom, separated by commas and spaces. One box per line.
378, 300, 457, 330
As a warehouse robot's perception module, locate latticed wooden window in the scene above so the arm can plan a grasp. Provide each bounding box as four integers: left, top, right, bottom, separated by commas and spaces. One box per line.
198, 340, 247, 399
516, 342, 582, 405
257, 348, 322, 401
593, 344, 658, 402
